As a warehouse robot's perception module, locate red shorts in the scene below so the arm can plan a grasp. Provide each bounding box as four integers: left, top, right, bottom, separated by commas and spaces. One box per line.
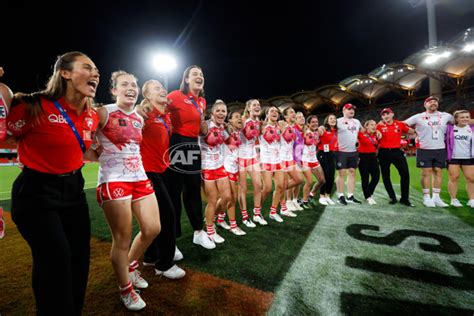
202, 166, 228, 181
302, 161, 320, 170
227, 172, 239, 182
262, 162, 282, 172
96, 180, 155, 206
238, 157, 259, 169
281, 160, 296, 171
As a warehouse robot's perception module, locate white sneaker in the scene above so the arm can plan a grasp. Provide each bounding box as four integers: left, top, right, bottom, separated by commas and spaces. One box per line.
121, 289, 146, 311
253, 215, 268, 226
366, 197, 377, 205
286, 200, 296, 211
174, 246, 183, 261
129, 269, 148, 289
230, 227, 246, 236
423, 198, 436, 208
210, 232, 225, 243
292, 199, 304, 211
216, 221, 231, 230
269, 213, 284, 222
325, 197, 336, 205
468, 199, 474, 208
450, 199, 463, 207
242, 218, 256, 228
433, 198, 449, 208
280, 210, 297, 217
193, 231, 216, 249
155, 264, 186, 279
318, 197, 328, 206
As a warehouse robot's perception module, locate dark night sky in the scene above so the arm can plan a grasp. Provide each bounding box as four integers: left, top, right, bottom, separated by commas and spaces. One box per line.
2, 0, 474, 105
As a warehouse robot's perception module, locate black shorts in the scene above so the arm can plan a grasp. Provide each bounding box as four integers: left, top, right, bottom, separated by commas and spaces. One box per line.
447, 158, 474, 166
416, 148, 447, 169
335, 151, 359, 170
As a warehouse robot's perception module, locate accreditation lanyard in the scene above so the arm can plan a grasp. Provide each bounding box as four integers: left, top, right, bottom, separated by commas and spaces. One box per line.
324, 130, 337, 152
53, 100, 86, 153
189, 96, 202, 115
364, 133, 378, 149
425, 111, 441, 140
156, 116, 171, 136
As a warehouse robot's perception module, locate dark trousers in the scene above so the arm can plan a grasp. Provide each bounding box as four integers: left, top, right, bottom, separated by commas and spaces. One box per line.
358, 153, 380, 199
168, 133, 203, 237
317, 151, 335, 195
11, 168, 90, 316
377, 148, 410, 201
144, 170, 176, 271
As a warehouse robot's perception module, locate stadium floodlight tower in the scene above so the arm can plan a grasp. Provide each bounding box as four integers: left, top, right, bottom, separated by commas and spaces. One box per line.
153, 53, 177, 90
408, 0, 442, 96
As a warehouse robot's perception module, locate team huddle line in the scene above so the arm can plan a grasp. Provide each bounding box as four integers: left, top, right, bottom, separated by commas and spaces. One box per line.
0, 52, 473, 313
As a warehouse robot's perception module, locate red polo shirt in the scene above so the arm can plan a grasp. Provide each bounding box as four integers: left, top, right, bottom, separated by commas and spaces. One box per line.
141, 107, 171, 173
7, 96, 99, 174
376, 120, 409, 149
358, 132, 378, 153
167, 90, 206, 138
317, 128, 338, 151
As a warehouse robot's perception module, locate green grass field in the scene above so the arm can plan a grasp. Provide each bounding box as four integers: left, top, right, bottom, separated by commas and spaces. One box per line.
1, 158, 473, 314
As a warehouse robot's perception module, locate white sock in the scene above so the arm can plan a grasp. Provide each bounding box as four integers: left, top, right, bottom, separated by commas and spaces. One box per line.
432, 188, 441, 200
338, 192, 344, 198
422, 189, 430, 199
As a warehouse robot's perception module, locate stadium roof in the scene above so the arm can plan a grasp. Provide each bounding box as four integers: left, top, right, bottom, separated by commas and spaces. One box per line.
227, 27, 474, 114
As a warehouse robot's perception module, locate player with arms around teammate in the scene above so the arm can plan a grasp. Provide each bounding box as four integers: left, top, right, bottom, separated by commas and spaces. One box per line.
93, 71, 160, 311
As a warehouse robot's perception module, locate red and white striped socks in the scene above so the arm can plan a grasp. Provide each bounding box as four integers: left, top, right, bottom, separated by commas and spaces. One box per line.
270, 206, 277, 215
120, 281, 133, 296
206, 224, 215, 237
217, 212, 226, 223
253, 207, 261, 216
280, 201, 288, 213
241, 209, 249, 221
129, 260, 138, 273
230, 219, 237, 229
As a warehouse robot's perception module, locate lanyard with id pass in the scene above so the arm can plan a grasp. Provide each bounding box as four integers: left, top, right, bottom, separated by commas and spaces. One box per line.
324, 130, 336, 152
426, 111, 441, 140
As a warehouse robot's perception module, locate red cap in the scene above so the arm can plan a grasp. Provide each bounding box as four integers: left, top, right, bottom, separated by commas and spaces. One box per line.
380, 108, 393, 115
424, 96, 439, 105
343, 103, 356, 110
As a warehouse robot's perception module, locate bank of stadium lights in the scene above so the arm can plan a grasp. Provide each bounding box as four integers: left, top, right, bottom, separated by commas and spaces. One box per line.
463, 43, 474, 53
423, 51, 452, 65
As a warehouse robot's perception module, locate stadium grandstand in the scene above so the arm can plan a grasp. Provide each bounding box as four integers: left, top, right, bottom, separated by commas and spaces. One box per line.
226, 26, 474, 121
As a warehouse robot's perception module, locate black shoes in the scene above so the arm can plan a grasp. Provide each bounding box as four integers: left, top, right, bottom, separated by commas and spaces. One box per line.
399, 199, 414, 207
389, 199, 397, 205
337, 196, 348, 205
347, 196, 362, 204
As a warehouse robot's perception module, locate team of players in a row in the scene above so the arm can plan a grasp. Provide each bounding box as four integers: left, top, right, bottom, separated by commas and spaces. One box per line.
0, 52, 473, 312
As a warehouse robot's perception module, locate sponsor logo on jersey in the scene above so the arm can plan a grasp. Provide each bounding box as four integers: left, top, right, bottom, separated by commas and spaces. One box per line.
48, 114, 67, 124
